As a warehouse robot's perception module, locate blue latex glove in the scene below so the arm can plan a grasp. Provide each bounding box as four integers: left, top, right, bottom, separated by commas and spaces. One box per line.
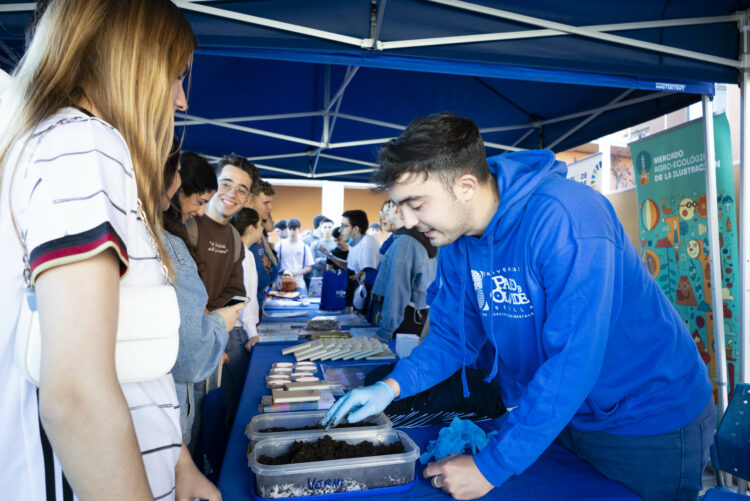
320, 381, 395, 428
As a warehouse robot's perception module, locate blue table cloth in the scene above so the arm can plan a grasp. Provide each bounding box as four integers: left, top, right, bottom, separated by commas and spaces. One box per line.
219, 306, 639, 500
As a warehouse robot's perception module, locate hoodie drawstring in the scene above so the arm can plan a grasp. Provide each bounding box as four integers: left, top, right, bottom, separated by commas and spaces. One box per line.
459, 238, 470, 398
485, 236, 500, 384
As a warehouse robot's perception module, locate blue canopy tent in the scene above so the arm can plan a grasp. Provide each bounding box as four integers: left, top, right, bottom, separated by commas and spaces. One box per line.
0, 0, 745, 182
1, 0, 749, 481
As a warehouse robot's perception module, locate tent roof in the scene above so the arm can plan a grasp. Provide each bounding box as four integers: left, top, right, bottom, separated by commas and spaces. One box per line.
1, 0, 749, 181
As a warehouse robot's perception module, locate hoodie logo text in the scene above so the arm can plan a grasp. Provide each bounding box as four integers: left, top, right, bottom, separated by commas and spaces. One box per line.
472, 268, 534, 319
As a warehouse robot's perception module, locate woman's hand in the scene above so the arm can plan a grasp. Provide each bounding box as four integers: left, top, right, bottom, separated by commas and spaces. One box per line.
175, 444, 222, 501
214, 302, 245, 332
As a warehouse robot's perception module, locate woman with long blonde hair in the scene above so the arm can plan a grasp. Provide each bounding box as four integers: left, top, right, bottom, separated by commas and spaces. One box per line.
0, 1, 220, 500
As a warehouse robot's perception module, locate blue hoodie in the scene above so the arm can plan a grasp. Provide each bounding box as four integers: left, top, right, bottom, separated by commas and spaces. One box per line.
387, 150, 712, 487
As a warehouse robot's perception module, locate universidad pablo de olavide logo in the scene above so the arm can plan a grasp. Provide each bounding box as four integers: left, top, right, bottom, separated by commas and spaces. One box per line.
471, 268, 535, 320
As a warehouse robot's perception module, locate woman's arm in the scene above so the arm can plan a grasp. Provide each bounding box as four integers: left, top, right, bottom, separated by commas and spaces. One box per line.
36, 250, 152, 501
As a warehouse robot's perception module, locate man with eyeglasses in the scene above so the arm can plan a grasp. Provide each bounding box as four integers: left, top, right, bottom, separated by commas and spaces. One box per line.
189, 153, 259, 443
192, 153, 257, 310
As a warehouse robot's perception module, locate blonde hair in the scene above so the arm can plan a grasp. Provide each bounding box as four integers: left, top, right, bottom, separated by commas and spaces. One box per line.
0, 0, 196, 277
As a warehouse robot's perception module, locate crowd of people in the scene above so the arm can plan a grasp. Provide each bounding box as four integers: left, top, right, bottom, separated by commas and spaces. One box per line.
0, 1, 717, 501
0, 5, 439, 499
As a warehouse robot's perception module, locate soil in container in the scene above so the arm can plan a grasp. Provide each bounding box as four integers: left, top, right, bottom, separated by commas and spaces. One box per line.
259, 420, 378, 433
258, 435, 405, 465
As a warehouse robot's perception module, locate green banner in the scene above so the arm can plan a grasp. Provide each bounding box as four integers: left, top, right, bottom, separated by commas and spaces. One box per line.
629, 114, 738, 400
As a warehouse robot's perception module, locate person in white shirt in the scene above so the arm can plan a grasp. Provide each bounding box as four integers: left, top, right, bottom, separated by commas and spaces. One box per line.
0, 1, 219, 500
231, 208, 264, 350
340, 210, 382, 313
277, 217, 314, 295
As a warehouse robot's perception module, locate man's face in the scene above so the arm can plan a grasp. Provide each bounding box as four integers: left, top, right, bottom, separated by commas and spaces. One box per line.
321, 221, 333, 238
211, 165, 252, 219
252, 192, 273, 217
288, 227, 300, 240
389, 173, 470, 247
339, 217, 354, 241
275, 227, 288, 239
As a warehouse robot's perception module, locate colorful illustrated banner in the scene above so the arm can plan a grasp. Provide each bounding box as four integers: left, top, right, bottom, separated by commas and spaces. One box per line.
629, 114, 738, 400
566, 152, 603, 192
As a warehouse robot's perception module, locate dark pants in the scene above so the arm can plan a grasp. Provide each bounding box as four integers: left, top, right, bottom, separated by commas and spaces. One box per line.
344, 270, 356, 307
556, 400, 716, 501
190, 326, 249, 469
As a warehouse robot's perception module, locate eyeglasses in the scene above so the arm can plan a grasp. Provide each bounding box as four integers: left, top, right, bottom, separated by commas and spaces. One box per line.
218, 180, 250, 197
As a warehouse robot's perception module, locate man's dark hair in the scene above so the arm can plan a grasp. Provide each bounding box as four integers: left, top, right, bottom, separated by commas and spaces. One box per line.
231, 208, 260, 237
332, 226, 342, 239
287, 218, 301, 230
321, 217, 333, 226
372, 112, 489, 191
252, 179, 276, 197
342, 209, 368, 235
219, 153, 259, 189
274, 219, 288, 230
312, 214, 326, 229
179, 151, 218, 196
369, 222, 381, 230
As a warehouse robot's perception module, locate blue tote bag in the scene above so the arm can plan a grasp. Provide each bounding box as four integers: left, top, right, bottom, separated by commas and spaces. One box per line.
320, 269, 347, 311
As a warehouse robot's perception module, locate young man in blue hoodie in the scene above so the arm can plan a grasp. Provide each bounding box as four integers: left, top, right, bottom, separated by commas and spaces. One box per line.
322, 112, 714, 500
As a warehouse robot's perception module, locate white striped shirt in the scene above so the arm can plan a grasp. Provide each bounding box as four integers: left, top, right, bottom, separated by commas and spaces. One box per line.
0, 108, 181, 500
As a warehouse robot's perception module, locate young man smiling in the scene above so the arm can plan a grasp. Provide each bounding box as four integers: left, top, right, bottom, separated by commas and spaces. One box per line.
189, 154, 258, 446
322, 113, 714, 501
191, 153, 257, 310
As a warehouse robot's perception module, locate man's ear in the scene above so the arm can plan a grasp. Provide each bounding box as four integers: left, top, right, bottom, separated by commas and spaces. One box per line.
453, 174, 479, 202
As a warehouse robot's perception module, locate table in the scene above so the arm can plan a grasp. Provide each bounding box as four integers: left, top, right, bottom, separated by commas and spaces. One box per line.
219, 306, 639, 500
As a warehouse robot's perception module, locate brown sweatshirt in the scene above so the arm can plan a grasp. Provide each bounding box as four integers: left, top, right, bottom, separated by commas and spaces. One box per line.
193, 215, 246, 310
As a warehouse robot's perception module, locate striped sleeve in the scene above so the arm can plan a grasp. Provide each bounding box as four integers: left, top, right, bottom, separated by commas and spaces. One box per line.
21, 115, 133, 283
29, 221, 128, 283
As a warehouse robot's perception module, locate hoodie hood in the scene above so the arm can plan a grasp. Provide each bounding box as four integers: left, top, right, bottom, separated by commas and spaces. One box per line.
456, 150, 567, 396
486, 149, 568, 237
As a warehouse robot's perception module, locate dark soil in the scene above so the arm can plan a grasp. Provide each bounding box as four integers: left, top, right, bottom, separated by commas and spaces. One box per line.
259, 421, 377, 433
259, 435, 405, 465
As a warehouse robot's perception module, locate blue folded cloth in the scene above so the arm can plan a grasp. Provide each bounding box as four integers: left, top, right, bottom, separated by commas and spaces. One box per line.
419, 417, 497, 464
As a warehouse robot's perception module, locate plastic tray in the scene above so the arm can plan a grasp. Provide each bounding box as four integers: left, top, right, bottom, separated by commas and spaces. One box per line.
249, 430, 419, 499
245, 411, 391, 447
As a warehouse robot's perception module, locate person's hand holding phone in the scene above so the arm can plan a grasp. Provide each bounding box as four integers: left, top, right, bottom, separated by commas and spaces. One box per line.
215, 296, 248, 332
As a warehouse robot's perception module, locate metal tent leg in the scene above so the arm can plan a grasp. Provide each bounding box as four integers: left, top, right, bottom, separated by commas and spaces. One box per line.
737, 9, 750, 495
702, 95, 730, 415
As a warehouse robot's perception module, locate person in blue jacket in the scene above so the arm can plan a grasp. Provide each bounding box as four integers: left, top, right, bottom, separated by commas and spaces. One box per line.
370, 205, 438, 341
322, 112, 714, 501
